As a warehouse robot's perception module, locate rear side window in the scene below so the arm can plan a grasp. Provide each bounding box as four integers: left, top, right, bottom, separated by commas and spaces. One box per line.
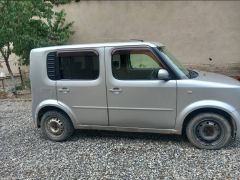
47, 51, 99, 80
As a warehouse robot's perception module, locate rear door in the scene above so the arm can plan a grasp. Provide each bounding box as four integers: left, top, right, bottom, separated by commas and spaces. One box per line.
56, 48, 108, 126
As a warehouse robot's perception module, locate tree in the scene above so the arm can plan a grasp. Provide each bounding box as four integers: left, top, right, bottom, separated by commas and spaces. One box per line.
0, 0, 74, 79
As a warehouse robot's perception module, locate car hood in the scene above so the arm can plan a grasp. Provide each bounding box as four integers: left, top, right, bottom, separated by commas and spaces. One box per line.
194, 70, 240, 86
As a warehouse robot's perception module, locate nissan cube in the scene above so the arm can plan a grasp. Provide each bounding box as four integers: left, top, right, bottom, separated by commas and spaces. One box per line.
30, 41, 240, 149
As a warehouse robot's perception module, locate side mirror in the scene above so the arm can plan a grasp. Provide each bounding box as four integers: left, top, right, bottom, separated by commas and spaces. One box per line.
157, 69, 169, 80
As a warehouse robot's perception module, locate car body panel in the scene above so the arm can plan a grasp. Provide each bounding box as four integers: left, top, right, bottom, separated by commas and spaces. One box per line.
30, 41, 240, 138
30, 49, 57, 124
56, 47, 109, 126
231, 109, 240, 137
105, 46, 177, 129
195, 70, 240, 86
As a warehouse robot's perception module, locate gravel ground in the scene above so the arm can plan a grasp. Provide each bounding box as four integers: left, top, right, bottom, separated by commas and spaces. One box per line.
0, 100, 240, 179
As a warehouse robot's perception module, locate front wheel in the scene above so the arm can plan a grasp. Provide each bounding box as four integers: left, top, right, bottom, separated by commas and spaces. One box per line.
186, 113, 232, 149
41, 111, 74, 141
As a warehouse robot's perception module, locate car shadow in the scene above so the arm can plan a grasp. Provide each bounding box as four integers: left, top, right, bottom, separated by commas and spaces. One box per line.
70, 129, 187, 144
67, 129, 240, 150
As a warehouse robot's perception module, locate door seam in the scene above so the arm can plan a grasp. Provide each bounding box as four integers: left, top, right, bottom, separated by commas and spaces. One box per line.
103, 47, 110, 126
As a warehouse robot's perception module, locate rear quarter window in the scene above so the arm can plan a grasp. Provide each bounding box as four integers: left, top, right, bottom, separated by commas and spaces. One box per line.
47, 51, 99, 80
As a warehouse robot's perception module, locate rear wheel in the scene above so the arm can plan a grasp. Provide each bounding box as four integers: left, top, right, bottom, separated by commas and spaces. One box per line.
41, 111, 74, 141
186, 113, 232, 149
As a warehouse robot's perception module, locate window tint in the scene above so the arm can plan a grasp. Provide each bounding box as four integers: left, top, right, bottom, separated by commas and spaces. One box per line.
112, 49, 162, 80
58, 51, 99, 80
130, 54, 159, 69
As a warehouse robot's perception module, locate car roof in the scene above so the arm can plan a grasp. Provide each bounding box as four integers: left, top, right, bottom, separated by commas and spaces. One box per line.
31, 41, 164, 52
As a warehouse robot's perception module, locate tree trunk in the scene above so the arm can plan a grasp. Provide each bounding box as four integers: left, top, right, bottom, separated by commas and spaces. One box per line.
0, 46, 17, 95
3, 56, 17, 95
4, 57, 14, 79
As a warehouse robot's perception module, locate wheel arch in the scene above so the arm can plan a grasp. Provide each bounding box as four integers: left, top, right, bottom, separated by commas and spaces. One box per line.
175, 100, 238, 138
35, 100, 77, 128
181, 107, 237, 138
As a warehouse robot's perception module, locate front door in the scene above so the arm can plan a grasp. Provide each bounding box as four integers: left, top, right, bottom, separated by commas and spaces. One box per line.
105, 46, 177, 129
57, 48, 108, 126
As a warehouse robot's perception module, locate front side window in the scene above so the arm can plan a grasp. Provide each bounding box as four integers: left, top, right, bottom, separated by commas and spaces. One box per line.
112, 49, 163, 80
58, 51, 99, 80
130, 53, 159, 69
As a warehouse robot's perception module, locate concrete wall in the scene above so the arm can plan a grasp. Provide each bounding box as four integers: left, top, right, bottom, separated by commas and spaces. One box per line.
0, 54, 19, 76
1, 1, 239, 76
56, 0, 240, 76
0, 54, 28, 76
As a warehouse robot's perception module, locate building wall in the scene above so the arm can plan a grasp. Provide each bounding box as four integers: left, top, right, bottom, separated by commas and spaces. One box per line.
56, 0, 240, 76
0, 54, 19, 76
1, 1, 239, 76
0, 54, 28, 76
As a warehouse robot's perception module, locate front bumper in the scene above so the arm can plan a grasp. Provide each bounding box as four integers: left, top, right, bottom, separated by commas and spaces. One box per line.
231, 108, 240, 138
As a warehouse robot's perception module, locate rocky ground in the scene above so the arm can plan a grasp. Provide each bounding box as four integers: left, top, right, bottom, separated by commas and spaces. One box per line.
0, 100, 240, 179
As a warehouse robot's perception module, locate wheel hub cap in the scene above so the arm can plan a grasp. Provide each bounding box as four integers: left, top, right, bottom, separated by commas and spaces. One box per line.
47, 118, 64, 136
196, 120, 221, 142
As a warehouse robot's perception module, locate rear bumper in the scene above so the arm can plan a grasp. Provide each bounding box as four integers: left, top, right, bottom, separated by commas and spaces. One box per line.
32, 109, 38, 128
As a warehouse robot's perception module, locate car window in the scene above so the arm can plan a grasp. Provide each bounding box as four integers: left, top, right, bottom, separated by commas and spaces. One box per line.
58, 51, 99, 80
130, 53, 159, 69
112, 49, 162, 80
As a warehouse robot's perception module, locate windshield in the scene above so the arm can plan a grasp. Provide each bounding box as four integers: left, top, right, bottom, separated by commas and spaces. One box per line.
158, 47, 190, 78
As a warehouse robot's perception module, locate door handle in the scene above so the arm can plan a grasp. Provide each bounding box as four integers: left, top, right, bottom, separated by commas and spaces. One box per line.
58, 87, 70, 93
109, 87, 122, 94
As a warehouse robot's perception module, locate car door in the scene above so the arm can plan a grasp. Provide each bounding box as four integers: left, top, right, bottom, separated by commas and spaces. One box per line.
56, 48, 108, 126
105, 46, 177, 129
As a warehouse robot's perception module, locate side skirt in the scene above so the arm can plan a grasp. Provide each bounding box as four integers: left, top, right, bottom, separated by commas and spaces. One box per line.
75, 125, 181, 135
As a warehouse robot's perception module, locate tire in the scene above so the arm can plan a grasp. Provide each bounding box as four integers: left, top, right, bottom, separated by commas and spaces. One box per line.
40, 110, 74, 141
186, 113, 232, 150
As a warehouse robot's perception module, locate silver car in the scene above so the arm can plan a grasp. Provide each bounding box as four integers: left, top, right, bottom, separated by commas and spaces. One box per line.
30, 41, 240, 149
